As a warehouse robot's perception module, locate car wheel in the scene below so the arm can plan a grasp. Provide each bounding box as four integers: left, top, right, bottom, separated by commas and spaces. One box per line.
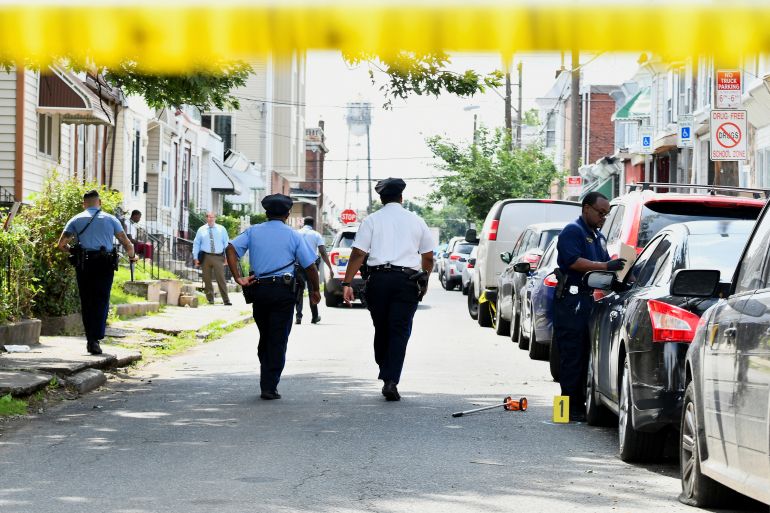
325, 295, 341, 308
549, 341, 560, 382
679, 382, 733, 507
494, 297, 511, 336
513, 311, 532, 351
618, 355, 666, 462
528, 310, 549, 360
478, 294, 493, 328
585, 350, 610, 426
468, 283, 479, 320
440, 271, 448, 290
462, 283, 469, 296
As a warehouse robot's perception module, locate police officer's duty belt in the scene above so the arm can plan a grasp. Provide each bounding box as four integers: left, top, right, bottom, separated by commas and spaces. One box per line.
368, 264, 419, 275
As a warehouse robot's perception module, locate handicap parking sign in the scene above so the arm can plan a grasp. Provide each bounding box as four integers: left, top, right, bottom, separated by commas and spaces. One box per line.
642, 136, 651, 146
639, 127, 654, 154
681, 127, 690, 138
677, 115, 694, 148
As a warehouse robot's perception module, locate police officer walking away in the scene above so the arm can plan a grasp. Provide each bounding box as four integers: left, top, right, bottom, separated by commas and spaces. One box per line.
341, 178, 435, 401
553, 192, 625, 421
295, 216, 333, 325
225, 194, 321, 400
57, 190, 137, 355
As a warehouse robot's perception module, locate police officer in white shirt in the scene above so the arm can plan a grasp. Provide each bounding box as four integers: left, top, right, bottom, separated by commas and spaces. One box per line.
342, 178, 436, 401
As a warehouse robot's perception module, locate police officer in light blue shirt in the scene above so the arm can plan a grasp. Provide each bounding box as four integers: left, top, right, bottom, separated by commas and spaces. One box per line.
226, 193, 320, 400
57, 190, 137, 355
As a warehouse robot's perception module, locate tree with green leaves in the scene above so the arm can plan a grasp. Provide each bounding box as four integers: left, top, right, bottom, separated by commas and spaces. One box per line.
428, 127, 563, 223
345, 51, 503, 109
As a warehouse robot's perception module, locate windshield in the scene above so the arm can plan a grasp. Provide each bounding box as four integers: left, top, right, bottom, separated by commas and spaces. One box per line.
336, 232, 356, 249
637, 203, 761, 247
539, 229, 561, 250
687, 232, 751, 279
454, 243, 476, 254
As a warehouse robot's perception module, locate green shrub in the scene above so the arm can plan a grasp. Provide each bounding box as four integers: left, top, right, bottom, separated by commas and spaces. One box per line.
249, 213, 267, 225
0, 223, 39, 324
20, 173, 122, 317
216, 214, 241, 238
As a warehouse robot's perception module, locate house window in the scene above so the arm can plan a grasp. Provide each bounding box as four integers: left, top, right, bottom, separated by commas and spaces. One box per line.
38, 113, 58, 159
677, 67, 689, 117
202, 113, 234, 153
162, 149, 172, 208
545, 113, 556, 148
130, 122, 141, 194
698, 57, 714, 110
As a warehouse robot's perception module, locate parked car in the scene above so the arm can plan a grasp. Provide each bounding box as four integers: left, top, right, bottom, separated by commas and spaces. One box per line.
461, 246, 478, 296
677, 203, 770, 508
324, 224, 365, 307
515, 237, 561, 374
494, 222, 565, 339
584, 220, 755, 463
433, 243, 447, 273
466, 199, 580, 326
440, 240, 477, 291
601, 182, 766, 257
436, 236, 464, 286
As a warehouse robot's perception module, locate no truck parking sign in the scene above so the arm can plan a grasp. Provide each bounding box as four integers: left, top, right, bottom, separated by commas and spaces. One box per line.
710, 110, 747, 161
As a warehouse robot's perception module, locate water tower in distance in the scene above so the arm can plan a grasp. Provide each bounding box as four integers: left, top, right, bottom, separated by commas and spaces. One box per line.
345, 102, 373, 213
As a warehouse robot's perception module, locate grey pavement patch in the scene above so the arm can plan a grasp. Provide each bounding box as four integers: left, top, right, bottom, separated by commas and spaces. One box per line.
64, 368, 106, 394
0, 370, 52, 396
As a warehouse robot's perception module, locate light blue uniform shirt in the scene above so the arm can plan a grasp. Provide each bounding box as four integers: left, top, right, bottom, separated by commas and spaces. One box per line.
193, 223, 230, 256
230, 220, 317, 277
64, 207, 124, 251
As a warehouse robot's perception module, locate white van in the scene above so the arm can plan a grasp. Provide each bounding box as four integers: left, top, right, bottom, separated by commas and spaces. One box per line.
467, 199, 581, 327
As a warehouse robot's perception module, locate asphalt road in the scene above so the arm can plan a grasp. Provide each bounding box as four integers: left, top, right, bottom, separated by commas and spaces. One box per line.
0, 276, 763, 513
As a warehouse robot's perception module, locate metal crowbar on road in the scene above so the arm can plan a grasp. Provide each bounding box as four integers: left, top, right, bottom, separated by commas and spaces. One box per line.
452, 396, 528, 418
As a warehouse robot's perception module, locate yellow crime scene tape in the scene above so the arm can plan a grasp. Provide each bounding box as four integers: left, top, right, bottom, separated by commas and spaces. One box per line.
0, 2, 769, 71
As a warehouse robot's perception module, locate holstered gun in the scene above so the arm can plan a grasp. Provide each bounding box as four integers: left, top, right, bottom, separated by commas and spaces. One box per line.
554, 268, 566, 300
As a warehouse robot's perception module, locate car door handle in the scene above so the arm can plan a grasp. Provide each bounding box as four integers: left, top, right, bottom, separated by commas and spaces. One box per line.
723, 327, 737, 339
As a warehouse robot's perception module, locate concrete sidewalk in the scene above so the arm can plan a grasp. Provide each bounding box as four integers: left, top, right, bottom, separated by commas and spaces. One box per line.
0, 294, 253, 398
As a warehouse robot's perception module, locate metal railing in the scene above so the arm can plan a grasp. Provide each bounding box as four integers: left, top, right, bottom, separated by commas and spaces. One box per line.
627, 182, 770, 199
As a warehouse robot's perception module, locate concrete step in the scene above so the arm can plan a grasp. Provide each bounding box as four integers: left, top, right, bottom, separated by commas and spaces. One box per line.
115, 302, 160, 317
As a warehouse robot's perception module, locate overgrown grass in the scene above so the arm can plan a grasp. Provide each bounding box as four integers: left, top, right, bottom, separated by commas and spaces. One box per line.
0, 394, 28, 416
141, 317, 251, 358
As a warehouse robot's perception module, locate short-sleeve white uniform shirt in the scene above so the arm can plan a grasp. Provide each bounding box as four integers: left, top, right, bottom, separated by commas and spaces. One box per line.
352, 203, 436, 269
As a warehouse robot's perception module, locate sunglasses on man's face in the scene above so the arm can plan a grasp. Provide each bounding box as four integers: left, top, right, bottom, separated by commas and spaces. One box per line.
587, 205, 609, 218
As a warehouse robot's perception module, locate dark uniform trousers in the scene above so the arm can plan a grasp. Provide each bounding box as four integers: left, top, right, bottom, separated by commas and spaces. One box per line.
552, 292, 595, 411
75, 258, 115, 344
250, 281, 296, 392
294, 266, 318, 320
365, 272, 420, 384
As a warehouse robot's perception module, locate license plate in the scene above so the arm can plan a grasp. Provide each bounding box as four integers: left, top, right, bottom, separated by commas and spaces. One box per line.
338, 257, 348, 267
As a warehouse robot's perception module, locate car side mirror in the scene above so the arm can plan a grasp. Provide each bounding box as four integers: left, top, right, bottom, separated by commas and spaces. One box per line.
585, 271, 615, 290
500, 252, 511, 264
670, 269, 720, 298
465, 229, 478, 244
468, 258, 476, 266
513, 262, 531, 274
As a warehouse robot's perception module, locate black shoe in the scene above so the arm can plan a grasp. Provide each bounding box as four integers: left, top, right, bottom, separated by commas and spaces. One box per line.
311, 316, 321, 324
224, 301, 232, 306
569, 412, 587, 423
382, 381, 400, 401
87, 341, 102, 355
260, 390, 281, 400
295, 317, 302, 325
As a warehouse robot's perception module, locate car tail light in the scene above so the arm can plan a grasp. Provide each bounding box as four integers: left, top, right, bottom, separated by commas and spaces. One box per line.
449, 254, 460, 261
524, 253, 541, 265
467, 261, 475, 269
647, 299, 701, 343
543, 273, 558, 287
487, 220, 499, 241
330, 252, 339, 266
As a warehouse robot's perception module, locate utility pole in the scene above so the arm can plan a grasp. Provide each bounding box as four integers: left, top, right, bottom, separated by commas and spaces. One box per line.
516, 61, 523, 150
366, 122, 372, 213
505, 71, 513, 151
570, 49, 581, 181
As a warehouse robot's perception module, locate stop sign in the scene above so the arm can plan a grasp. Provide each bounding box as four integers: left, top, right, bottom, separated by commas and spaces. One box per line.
340, 209, 357, 224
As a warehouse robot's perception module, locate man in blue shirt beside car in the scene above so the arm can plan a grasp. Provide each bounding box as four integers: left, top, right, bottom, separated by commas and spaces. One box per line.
554, 192, 625, 421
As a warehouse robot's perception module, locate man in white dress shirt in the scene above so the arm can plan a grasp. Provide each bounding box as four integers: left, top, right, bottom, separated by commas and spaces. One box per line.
341, 178, 435, 401
295, 216, 333, 325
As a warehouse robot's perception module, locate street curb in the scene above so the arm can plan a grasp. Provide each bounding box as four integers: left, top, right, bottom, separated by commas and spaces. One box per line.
64, 368, 107, 394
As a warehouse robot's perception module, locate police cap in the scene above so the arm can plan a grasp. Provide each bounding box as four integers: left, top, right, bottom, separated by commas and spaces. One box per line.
83, 189, 100, 200
261, 193, 293, 216
374, 178, 406, 196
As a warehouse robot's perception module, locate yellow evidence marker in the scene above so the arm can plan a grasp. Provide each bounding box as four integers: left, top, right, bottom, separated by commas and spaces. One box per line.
553, 395, 570, 423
